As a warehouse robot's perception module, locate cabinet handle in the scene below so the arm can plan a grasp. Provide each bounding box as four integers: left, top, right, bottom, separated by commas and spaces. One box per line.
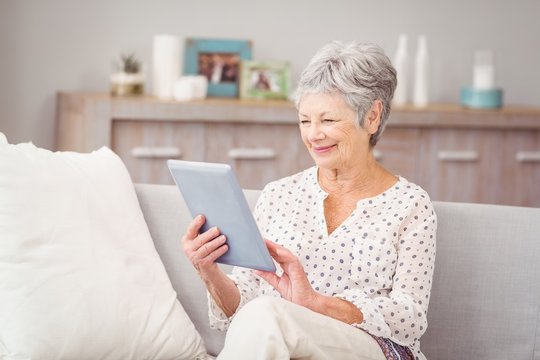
228, 148, 276, 160
373, 149, 383, 161
516, 151, 540, 163
131, 146, 182, 159
437, 150, 479, 162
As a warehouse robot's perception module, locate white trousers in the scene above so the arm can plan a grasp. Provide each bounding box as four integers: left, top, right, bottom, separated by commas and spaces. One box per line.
217, 296, 386, 360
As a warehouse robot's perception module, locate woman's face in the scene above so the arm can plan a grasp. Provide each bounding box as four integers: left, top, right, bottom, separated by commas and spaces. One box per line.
298, 92, 372, 171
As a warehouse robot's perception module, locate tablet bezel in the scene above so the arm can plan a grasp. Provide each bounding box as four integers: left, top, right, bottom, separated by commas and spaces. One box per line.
167, 159, 276, 272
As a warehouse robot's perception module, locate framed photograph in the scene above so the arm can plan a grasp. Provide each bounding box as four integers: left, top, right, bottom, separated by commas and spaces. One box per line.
240, 60, 291, 100
184, 38, 252, 98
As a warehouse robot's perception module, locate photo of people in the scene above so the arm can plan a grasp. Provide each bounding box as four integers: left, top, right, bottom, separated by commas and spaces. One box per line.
198, 52, 240, 84
250, 70, 280, 92
240, 61, 291, 100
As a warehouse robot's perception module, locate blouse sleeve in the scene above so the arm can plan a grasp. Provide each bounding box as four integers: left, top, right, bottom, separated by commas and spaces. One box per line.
207, 185, 271, 331
335, 195, 437, 346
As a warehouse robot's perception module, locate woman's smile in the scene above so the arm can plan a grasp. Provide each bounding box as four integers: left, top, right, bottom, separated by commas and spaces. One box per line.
312, 144, 337, 153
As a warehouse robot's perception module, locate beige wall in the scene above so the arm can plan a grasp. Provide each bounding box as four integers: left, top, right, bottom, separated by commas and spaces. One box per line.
1, 0, 539, 150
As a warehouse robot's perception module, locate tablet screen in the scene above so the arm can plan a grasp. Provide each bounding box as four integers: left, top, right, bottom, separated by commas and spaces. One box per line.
167, 160, 276, 272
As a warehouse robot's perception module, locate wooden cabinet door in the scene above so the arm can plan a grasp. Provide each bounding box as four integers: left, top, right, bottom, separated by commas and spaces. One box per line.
111, 120, 205, 184
375, 128, 421, 184
205, 123, 312, 189
418, 129, 503, 204
501, 130, 540, 207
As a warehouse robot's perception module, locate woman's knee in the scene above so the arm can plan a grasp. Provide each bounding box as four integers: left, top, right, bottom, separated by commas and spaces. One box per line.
226, 296, 286, 340
221, 297, 292, 359
236, 296, 285, 320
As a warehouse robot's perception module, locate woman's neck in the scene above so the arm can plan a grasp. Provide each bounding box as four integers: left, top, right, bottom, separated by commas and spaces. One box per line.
318, 155, 395, 198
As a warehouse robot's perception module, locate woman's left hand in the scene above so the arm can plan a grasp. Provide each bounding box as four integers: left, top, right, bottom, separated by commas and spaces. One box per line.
256, 239, 320, 310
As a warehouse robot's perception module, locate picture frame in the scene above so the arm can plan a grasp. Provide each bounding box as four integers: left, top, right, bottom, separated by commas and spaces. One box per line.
184, 38, 252, 98
239, 60, 291, 100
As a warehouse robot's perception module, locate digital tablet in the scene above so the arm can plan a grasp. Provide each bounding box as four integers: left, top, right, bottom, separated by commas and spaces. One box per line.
167, 160, 276, 272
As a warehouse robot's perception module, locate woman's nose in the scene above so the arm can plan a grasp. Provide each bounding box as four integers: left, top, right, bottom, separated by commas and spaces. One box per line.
307, 123, 325, 142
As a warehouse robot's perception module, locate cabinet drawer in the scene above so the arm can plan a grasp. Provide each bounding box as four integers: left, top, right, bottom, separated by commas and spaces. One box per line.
376, 128, 420, 182
418, 129, 503, 203
205, 123, 311, 189
111, 120, 205, 184
501, 130, 540, 206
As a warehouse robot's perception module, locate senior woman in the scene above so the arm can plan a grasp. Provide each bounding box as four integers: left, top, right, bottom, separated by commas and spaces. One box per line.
182, 41, 436, 360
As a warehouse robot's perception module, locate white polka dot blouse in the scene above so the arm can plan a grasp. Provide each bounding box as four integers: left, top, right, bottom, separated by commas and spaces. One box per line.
208, 166, 437, 358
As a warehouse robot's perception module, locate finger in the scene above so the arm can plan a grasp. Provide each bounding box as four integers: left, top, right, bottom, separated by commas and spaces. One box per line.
194, 234, 227, 259
255, 270, 280, 288
264, 239, 295, 263
194, 226, 222, 250
200, 243, 229, 265
191, 240, 229, 269
265, 239, 287, 254
264, 239, 281, 257
185, 215, 206, 240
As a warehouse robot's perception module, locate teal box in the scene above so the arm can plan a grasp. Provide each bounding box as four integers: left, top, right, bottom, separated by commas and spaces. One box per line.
460, 87, 503, 109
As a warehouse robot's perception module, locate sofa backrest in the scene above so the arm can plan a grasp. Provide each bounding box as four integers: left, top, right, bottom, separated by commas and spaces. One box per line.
424, 201, 540, 359
135, 184, 540, 359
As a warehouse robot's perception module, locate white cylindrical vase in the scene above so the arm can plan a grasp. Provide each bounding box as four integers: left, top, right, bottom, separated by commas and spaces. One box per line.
413, 35, 429, 107
152, 34, 180, 99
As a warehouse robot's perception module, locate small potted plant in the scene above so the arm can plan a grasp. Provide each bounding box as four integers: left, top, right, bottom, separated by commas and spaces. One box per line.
110, 53, 144, 96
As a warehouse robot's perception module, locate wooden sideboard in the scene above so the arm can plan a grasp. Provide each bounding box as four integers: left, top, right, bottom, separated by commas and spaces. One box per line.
57, 92, 540, 207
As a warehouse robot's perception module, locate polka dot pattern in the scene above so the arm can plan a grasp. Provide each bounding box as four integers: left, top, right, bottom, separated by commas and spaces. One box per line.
208, 166, 436, 359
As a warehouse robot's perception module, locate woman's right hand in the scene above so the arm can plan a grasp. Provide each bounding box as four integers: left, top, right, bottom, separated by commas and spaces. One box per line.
181, 214, 228, 276
182, 215, 240, 316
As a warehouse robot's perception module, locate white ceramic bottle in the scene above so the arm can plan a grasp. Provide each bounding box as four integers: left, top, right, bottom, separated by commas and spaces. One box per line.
413, 35, 429, 107
392, 34, 409, 106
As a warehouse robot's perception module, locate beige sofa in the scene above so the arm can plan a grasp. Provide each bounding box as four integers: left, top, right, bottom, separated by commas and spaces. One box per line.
134, 183, 540, 360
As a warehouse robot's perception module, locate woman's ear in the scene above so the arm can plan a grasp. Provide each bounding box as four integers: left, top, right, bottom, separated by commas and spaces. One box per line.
365, 100, 383, 134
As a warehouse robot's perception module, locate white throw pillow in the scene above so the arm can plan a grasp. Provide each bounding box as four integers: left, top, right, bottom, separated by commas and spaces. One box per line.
0, 137, 207, 359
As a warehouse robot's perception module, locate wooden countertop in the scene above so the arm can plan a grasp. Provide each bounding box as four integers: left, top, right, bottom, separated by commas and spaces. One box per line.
58, 92, 540, 129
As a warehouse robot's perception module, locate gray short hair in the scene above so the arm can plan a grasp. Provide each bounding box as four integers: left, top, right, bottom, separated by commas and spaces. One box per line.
294, 41, 397, 147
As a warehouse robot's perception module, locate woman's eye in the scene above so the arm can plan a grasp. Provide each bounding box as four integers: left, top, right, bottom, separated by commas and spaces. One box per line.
300, 120, 310, 125
322, 119, 335, 123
